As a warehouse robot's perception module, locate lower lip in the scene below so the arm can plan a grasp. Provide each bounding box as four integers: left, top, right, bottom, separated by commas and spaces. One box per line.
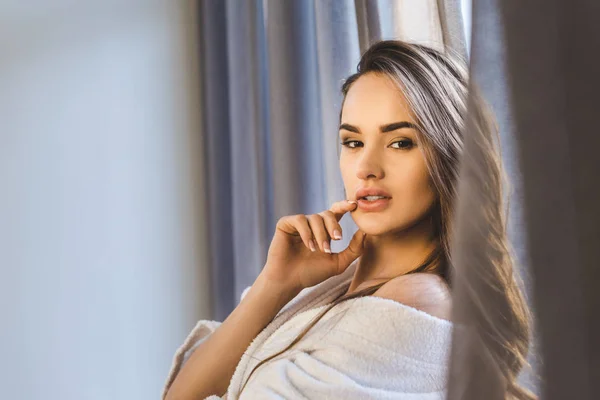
357, 198, 391, 212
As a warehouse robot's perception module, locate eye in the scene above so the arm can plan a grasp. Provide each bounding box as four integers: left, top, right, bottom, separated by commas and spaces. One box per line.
390, 139, 414, 150
340, 140, 362, 149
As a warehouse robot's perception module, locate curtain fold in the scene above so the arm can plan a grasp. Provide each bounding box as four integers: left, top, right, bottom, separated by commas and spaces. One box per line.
354, 0, 382, 52
447, 0, 542, 397
448, 0, 600, 398
198, 0, 234, 321
495, 0, 600, 398
225, 0, 274, 323
436, 0, 468, 56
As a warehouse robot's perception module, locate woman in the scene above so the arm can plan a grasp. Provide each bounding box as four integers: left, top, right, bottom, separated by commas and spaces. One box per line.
163, 40, 535, 400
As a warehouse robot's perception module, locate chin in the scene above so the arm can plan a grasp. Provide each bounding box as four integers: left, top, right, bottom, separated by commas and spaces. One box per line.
352, 214, 397, 236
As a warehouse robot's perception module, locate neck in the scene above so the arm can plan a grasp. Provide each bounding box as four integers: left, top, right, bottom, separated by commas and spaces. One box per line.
347, 214, 439, 294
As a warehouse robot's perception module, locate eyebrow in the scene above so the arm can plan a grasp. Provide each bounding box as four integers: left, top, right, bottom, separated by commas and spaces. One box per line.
338, 121, 419, 134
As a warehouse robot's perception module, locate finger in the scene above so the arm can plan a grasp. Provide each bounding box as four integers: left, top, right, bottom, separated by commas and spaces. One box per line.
328, 199, 358, 222
335, 229, 366, 273
318, 210, 343, 240
307, 214, 331, 253
276, 215, 316, 252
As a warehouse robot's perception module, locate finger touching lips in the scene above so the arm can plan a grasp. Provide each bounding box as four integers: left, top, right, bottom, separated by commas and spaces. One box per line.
329, 199, 358, 221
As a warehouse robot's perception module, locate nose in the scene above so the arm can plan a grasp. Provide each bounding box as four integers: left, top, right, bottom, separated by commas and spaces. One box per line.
355, 147, 384, 180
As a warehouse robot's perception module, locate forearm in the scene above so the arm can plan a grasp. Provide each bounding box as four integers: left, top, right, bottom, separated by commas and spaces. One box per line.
165, 272, 300, 400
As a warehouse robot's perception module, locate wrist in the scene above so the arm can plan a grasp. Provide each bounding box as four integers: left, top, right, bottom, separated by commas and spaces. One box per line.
254, 271, 302, 304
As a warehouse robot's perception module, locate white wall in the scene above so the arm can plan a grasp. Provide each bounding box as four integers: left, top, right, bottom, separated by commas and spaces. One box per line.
0, 1, 211, 398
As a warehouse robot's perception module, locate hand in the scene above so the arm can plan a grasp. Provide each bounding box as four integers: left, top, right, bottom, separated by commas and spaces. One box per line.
260, 200, 366, 293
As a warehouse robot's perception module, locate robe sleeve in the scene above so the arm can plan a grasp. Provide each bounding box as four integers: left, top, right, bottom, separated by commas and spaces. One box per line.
161, 286, 253, 400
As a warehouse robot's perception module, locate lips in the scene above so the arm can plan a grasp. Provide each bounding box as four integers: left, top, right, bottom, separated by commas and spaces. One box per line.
356, 197, 391, 212
354, 186, 392, 213
355, 187, 392, 200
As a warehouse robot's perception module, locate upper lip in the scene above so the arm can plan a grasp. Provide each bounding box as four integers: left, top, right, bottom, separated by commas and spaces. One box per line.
355, 187, 392, 200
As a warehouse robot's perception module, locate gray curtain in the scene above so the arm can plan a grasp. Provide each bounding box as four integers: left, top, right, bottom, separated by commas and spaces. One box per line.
447, 0, 542, 397
447, 0, 600, 399
195, 0, 600, 398
497, 0, 599, 398
198, 0, 464, 321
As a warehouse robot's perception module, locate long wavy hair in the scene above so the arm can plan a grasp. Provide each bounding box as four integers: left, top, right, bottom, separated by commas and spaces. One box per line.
238, 39, 536, 399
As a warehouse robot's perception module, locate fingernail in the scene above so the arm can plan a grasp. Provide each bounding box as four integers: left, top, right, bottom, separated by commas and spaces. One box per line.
323, 241, 331, 253
347, 200, 357, 205
333, 230, 342, 240
309, 240, 316, 252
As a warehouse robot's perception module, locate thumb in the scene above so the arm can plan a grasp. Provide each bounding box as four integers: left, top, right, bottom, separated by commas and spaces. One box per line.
335, 229, 366, 274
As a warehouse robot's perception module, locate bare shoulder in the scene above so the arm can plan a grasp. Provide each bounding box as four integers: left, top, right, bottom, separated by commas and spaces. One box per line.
371, 273, 452, 321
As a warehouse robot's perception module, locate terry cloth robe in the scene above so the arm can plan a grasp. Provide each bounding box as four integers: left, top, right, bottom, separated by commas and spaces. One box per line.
162, 257, 454, 399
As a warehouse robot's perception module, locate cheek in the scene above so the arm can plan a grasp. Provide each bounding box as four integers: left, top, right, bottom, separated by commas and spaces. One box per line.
339, 158, 353, 193
395, 161, 436, 208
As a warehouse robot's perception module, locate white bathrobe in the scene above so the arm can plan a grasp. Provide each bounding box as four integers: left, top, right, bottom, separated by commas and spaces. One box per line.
162, 258, 454, 399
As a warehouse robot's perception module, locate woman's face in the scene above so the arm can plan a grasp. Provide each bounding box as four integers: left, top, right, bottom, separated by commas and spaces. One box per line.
339, 72, 437, 236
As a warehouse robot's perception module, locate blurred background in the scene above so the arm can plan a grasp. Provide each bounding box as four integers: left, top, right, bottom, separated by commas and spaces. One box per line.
1, 1, 209, 398
2, 0, 599, 399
